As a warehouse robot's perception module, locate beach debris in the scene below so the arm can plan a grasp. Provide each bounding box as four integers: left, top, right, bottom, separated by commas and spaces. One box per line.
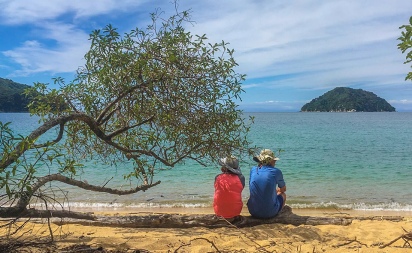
172, 238, 221, 253
334, 236, 367, 248
380, 227, 412, 248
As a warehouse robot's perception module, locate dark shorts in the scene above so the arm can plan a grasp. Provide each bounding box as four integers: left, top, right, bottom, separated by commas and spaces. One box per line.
275, 194, 284, 214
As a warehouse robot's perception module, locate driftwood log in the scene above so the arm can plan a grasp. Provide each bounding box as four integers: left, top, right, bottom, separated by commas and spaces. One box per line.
52, 205, 354, 228
4, 205, 404, 229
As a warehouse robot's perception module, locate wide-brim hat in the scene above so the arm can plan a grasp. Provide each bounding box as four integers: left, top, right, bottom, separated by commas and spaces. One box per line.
257, 149, 279, 164
218, 156, 241, 175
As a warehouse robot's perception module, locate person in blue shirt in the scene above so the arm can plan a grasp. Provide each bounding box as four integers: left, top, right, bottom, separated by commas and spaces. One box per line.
247, 149, 286, 219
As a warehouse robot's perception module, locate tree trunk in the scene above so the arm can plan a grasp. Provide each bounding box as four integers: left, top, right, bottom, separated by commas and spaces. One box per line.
0, 206, 96, 220
53, 205, 354, 228
4, 205, 404, 228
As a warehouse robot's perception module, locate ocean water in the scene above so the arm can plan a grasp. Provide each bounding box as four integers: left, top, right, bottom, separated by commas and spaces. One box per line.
1, 112, 411, 212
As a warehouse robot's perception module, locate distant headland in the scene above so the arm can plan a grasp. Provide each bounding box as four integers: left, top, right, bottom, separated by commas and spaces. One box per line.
0, 78, 397, 113
301, 87, 396, 112
0, 77, 31, 112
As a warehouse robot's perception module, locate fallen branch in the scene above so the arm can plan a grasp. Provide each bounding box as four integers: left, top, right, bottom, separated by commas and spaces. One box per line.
173, 238, 221, 253
380, 227, 412, 248
334, 237, 368, 248
0, 238, 54, 253
350, 216, 404, 222
53, 205, 353, 228
0, 207, 96, 220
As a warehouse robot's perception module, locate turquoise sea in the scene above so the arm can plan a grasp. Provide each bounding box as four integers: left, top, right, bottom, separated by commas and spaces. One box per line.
1, 112, 411, 212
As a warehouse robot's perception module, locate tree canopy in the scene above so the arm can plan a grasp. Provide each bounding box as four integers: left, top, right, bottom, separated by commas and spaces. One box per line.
0, 7, 251, 221
300, 87, 395, 112
398, 16, 412, 81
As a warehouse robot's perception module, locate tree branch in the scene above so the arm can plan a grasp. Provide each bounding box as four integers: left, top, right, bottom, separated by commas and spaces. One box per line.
107, 115, 155, 139
0, 116, 72, 169
33, 123, 65, 148
0, 113, 165, 171
0, 206, 96, 220
33, 174, 161, 195
16, 173, 160, 208
96, 84, 146, 125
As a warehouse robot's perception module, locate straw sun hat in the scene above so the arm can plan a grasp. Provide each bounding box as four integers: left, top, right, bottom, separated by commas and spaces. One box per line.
256, 149, 279, 165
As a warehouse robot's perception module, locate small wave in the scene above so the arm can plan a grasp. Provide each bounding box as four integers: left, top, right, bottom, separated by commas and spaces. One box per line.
29, 201, 210, 210
29, 201, 412, 212
129, 203, 209, 208
351, 202, 412, 211
290, 201, 412, 211
29, 202, 125, 210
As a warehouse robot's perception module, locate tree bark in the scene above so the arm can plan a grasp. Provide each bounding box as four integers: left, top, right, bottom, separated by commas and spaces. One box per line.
53, 205, 354, 228
0, 206, 96, 220
3, 204, 405, 228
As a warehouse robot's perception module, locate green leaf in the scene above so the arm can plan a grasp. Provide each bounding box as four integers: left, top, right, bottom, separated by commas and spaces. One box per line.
5, 184, 11, 198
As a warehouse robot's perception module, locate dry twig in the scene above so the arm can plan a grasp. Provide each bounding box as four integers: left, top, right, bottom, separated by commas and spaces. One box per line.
380, 227, 412, 248
173, 237, 221, 253
334, 236, 367, 248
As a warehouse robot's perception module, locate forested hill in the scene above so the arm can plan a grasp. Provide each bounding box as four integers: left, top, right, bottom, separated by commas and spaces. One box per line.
0, 77, 31, 112
301, 87, 396, 112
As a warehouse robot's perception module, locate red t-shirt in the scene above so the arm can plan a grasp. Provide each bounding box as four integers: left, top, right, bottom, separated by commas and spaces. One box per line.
213, 173, 245, 218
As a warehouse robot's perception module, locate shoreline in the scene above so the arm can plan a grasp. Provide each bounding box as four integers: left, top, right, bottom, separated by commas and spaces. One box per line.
68, 205, 412, 218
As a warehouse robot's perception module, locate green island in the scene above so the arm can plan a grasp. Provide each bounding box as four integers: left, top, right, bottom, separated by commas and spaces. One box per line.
0, 77, 31, 112
301, 87, 396, 112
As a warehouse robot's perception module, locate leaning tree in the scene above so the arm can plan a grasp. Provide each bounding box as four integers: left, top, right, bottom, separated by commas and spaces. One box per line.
398, 16, 412, 81
0, 8, 251, 221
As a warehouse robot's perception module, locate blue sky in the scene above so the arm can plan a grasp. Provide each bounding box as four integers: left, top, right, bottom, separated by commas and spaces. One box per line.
1, 1, 412, 112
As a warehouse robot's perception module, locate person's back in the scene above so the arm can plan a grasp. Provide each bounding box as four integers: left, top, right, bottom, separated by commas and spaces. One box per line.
247, 149, 286, 219
213, 156, 245, 219
214, 172, 245, 218
247, 165, 284, 218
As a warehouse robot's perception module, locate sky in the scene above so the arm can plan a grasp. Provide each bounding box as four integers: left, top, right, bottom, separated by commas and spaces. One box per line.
1, 0, 412, 112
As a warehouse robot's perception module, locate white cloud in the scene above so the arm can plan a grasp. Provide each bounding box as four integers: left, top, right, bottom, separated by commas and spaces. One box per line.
0, 0, 164, 76
1, 0, 412, 110
388, 99, 412, 112
0, 0, 149, 25
181, 1, 412, 85
389, 99, 412, 105
2, 22, 89, 75
242, 83, 260, 89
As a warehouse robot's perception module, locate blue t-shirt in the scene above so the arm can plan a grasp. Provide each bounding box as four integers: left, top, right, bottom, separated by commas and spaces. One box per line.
247, 165, 286, 218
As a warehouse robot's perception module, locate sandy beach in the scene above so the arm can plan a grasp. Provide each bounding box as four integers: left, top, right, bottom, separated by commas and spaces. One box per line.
1, 207, 412, 252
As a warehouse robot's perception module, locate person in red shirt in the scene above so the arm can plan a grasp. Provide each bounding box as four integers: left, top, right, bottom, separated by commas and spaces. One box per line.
213, 156, 245, 219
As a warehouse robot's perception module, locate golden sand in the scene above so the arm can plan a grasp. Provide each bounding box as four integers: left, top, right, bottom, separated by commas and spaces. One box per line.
1, 207, 412, 252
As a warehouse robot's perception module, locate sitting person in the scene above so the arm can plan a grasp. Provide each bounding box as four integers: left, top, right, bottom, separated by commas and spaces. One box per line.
213, 155, 245, 219
247, 149, 286, 219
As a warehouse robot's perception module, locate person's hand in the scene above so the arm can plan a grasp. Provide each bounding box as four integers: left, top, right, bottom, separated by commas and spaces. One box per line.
277, 186, 286, 194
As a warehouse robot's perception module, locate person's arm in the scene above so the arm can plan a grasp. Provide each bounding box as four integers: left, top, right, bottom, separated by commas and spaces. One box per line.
276, 169, 286, 193
238, 174, 246, 188
277, 185, 286, 193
